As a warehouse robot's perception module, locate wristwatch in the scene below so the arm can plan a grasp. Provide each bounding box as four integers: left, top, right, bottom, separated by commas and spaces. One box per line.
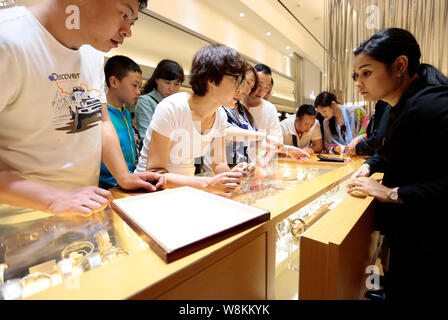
388, 187, 399, 201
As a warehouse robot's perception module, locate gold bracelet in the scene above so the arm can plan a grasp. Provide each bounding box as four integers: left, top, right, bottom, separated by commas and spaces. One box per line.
148, 168, 169, 174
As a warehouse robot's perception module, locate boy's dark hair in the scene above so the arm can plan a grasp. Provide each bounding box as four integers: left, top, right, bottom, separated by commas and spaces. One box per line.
254, 63, 272, 76
104, 55, 142, 88
138, 0, 148, 10
296, 104, 317, 119
190, 44, 246, 96
142, 59, 185, 95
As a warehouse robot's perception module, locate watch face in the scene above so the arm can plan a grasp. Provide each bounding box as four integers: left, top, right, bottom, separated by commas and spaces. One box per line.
389, 191, 398, 201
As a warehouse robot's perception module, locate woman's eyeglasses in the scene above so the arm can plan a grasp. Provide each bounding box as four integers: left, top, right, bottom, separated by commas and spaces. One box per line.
224, 72, 245, 88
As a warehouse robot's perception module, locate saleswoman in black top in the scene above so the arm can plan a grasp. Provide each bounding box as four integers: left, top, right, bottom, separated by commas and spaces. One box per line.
347, 28, 448, 301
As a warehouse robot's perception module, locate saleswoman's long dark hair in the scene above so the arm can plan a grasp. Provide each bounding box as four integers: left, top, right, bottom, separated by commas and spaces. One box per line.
354, 28, 448, 86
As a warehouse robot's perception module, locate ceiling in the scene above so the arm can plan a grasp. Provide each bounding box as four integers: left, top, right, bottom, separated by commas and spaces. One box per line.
200, 0, 325, 68
201, 0, 302, 59
276, 0, 325, 46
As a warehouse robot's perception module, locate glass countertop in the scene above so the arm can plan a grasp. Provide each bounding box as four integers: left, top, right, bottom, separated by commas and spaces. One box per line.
0, 205, 147, 299
230, 159, 340, 205
0, 158, 343, 299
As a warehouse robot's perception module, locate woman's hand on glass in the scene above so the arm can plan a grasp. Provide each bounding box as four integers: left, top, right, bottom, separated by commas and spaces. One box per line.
285, 146, 310, 161
350, 163, 371, 179
346, 176, 391, 202
231, 162, 256, 175
206, 171, 243, 194
346, 137, 362, 157
265, 135, 283, 153
302, 147, 315, 156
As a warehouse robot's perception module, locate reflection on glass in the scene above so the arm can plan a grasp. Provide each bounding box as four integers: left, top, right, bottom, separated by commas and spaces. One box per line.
275, 180, 350, 271
0, 242, 6, 286
61, 241, 94, 271
0, 279, 22, 300
57, 258, 74, 276
94, 230, 130, 264
19, 272, 52, 298
87, 253, 103, 270
0, 264, 7, 286
0, 206, 140, 299
232, 160, 335, 205
288, 238, 300, 271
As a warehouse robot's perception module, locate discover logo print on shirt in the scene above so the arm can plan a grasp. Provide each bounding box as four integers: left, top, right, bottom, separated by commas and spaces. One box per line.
49, 72, 102, 133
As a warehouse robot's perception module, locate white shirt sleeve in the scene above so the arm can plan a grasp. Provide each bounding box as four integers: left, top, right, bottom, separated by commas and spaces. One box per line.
268, 105, 283, 143
98, 58, 107, 104
149, 99, 177, 138
280, 118, 289, 137
216, 107, 228, 138
311, 120, 323, 141
0, 44, 21, 113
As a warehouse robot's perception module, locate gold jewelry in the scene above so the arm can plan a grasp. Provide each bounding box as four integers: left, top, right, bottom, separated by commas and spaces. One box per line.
290, 218, 308, 239
61, 241, 94, 268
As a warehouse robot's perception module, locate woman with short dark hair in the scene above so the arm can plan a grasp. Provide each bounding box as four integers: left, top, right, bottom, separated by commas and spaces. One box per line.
135, 44, 248, 194
347, 28, 448, 301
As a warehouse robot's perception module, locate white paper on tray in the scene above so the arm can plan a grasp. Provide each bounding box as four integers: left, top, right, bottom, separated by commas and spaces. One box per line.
112, 187, 268, 253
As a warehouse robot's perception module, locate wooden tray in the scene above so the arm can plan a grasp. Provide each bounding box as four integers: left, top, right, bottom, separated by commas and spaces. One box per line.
111, 187, 270, 263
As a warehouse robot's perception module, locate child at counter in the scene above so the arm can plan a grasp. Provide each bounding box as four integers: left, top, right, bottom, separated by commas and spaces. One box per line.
99, 56, 142, 189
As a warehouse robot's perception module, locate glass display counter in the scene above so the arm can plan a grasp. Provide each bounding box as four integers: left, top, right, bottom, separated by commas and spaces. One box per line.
229, 158, 355, 299
230, 159, 338, 205
0, 156, 376, 300
0, 204, 148, 299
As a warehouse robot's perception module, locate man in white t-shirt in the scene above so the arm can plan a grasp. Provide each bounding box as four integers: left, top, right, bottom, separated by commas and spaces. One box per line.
243, 64, 310, 161
280, 104, 323, 155
0, 0, 165, 217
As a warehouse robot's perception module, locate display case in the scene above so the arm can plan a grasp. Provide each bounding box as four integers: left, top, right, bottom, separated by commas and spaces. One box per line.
229, 157, 380, 300
0, 156, 379, 300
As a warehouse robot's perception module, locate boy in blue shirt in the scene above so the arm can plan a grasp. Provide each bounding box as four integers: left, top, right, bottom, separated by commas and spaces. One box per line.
100, 55, 142, 189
